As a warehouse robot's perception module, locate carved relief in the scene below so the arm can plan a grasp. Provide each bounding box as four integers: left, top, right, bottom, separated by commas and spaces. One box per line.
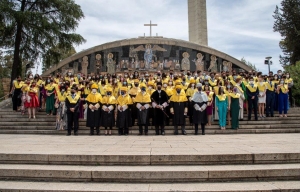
181, 52, 190, 71
208, 55, 218, 72
81, 56, 89, 76
193, 53, 204, 72
106, 53, 116, 74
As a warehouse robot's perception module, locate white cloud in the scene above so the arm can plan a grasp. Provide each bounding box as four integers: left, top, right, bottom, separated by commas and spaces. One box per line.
38, 0, 283, 75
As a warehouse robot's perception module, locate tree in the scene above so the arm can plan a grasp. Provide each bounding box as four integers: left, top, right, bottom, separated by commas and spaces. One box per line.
0, 51, 13, 79
241, 57, 258, 71
0, 0, 86, 89
42, 44, 76, 72
273, 0, 300, 65
284, 61, 300, 106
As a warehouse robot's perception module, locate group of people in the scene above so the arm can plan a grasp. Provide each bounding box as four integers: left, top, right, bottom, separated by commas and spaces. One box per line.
10, 69, 293, 136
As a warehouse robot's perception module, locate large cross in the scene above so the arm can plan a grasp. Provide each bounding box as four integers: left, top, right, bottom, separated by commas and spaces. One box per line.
144, 20, 157, 37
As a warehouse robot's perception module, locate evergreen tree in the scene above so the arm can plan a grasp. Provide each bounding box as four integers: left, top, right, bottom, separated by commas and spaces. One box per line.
241, 57, 258, 71
0, 0, 86, 89
273, 0, 300, 65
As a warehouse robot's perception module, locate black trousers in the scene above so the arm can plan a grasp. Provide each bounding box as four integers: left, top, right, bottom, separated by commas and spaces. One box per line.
119, 126, 129, 135
155, 125, 165, 135
67, 112, 79, 134
195, 124, 205, 134
139, 125, 148, 134
174, 125, 185, 134
288, 88, 293, 106
248, 98, 258, 120
266, 92, 275, 116
12, 89, 21, 111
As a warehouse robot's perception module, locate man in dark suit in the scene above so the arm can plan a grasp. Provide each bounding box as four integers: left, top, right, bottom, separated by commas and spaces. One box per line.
65, 86, 80, 136
246, 76, 259, 121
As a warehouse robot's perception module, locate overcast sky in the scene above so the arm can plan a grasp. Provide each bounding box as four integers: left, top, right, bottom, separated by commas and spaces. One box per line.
40, 0, 283, 74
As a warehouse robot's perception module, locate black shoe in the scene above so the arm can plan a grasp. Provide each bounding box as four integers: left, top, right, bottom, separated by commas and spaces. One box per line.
155, 132, 159, 135
174, 132, 178, 135
194, 132, 198, 135
182, 131, 187, 135
266, 114, 270, 117
202, 132, 205, 135
145, 132, 148, 136
66, 133, 71, 136
125, 134, 128, 136
74, 132, 78, 136
271, 115, 274, 117
138, 133, 142, 136
161, 131, 165, 135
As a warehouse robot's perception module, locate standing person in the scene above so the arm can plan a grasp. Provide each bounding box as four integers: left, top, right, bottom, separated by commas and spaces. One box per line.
185, 79, 196, 125
24, 81, 39, 119
55, 83, 68, 130
65, 86, 81, 136
21, 80, 30, 115
277, 76, 289, 117
169, 85, 188, 135
151, 82, 169, 135
266, 76, 276, 117
235, 78, 245, 121
116, 87, 133, 136
191, 83, 208, 135
134, 83, 151, 135
45, 79, 56, 116
229, 87, 242, 129
257, 75, 267, 118
216, 86, 228, 130
10, 76, 23, 112
204, 84, 214, 126
285, 72, 293, 107
100, 87, 116, 135
246, 77, 259, 121
85, 83, 102, 135
129, 79, 140, 126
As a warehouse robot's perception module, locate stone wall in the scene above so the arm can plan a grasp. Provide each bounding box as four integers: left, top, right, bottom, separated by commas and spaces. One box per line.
1, 78, 11, 98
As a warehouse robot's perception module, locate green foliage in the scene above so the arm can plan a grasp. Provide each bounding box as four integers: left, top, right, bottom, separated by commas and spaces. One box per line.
284, 61, 300, 105
0, 51, 12, 78
0, 79, 4, 101
0, 0, 86, 88
273, 0, 300, 65
241, 57, 258, 71
42, 44, 76, 72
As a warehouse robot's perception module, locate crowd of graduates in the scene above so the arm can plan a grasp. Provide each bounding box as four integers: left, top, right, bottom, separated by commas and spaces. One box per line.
9, 69, 293, 136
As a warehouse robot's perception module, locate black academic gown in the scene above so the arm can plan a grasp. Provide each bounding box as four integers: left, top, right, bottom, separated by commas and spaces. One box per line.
151, 90, 169, 126
116, 104, 133, 128
170, 101, 188, 126
192, 100, 208, 125
86, 101, 101, 128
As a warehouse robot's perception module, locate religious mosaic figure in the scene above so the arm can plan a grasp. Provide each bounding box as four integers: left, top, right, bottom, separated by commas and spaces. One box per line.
227, 62, 232, 73
208, 55, 218, 72
193, 53, 204, 72
81, 56, 89, 76
106, 53, 116, 74
175, 60, 181, 70
144, 44, 153, 69
223, 61, 229, 72
181, 52, 190, 71
95, 54, 102, 72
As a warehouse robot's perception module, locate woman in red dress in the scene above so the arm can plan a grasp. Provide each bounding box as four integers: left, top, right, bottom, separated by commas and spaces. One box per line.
24, 81, 40, 119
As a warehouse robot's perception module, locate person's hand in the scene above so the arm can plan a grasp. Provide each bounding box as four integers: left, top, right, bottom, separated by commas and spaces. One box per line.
70, 108, 74, 112
251, 96, 255, 99
105, 108, 109, 112
141, 106, 145, 110
156, 105, 160, 109
184, 113, 187, 116
120, 106, 123, 111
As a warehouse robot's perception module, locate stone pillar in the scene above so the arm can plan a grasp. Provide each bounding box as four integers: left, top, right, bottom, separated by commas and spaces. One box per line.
81, 56, 88, 76
188, 0, 208, 46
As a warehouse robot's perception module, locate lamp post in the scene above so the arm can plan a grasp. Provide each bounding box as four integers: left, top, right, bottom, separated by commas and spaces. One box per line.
265, 57, 272, 74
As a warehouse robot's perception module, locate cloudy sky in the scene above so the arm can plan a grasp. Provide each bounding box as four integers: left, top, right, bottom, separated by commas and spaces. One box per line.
68, 0, 283, 74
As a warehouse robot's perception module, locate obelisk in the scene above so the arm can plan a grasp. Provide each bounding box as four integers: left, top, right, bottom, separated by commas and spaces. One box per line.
188, 0, 208, 46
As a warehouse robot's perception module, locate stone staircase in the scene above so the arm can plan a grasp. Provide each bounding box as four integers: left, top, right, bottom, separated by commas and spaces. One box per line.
0, 107, 300, 135
0, 143, 299, 191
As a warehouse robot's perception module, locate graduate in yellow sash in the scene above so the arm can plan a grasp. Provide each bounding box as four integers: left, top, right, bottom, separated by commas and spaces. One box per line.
116, 87, 133, 135
100, 87, 116, 135
215, 86, 228, 130
65, 86, 81, 136
246, 76, 259, 121
228, 87, 241, 129
277, 76, 289, 117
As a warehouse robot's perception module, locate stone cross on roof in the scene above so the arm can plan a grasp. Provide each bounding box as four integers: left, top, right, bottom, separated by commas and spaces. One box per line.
144, 20, 157, 37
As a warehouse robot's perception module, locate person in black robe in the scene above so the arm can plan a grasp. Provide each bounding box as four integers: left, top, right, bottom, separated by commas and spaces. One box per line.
65, 86, 81, 136
85, 84, 102, 135
151, 82, 169, 135
169, 85, 188, 135
191, 83, 208, 135
116, 87, 133, 135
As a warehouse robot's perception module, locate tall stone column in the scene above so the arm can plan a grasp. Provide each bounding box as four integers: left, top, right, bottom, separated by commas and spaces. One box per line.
188, 0, 208, 46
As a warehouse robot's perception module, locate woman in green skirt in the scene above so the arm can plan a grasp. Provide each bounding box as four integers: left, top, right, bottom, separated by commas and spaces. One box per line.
45, 79, 56, 115
229, 87, 241, 129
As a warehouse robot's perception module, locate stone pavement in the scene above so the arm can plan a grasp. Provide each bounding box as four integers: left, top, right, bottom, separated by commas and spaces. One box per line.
0, 133, 299, 155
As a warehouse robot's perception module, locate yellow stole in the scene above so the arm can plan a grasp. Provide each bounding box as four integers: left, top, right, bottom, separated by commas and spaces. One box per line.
257, 82, 266, 91
57, 91, 68, 102
229, 93, 240, 99
117, 95, 133, 106
236, 85, 244, 93
246, 84, 258, 92
266, 82, 275, 91
66, 94, 80, 104
101, 96, 116, 105
280, 85, 288, 93
45, 84, 56, 91
170, 93, 188, 102
134, 92, 151, 103
86, 93, 102, 103
209, 79, 217, 87
216, 94, 227, 101
206, 91, 214, 101
14, 81, 23, 89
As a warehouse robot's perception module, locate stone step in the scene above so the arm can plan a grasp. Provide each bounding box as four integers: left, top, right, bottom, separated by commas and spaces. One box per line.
0, 163, 299, 182
0, 128, 299, 135
0, 180, 299, 192
0, 152, 299, 166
